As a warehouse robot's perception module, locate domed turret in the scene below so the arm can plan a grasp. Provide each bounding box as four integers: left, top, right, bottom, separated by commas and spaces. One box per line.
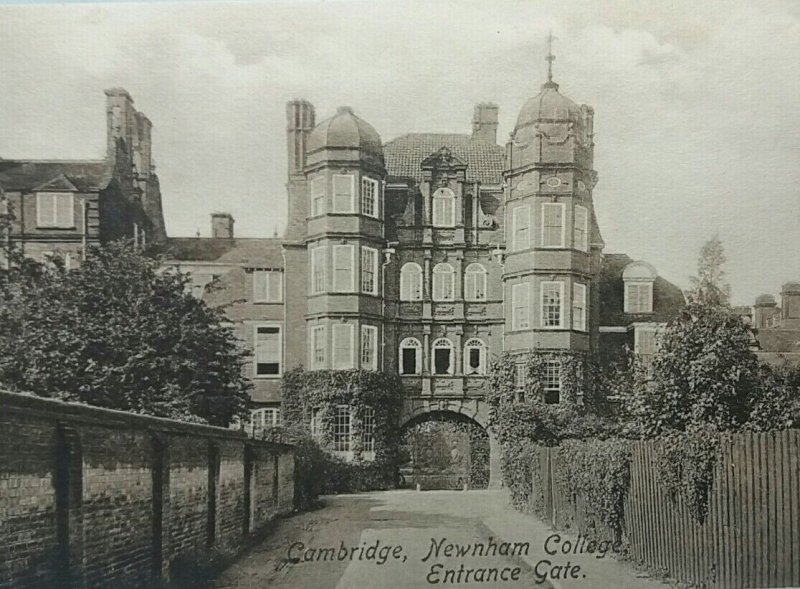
307, 106, 383, 159
514, 84, 582, 130
755, 294, 777, 307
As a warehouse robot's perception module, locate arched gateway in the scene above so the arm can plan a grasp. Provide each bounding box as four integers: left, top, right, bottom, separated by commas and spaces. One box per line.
399, 399, 501, 490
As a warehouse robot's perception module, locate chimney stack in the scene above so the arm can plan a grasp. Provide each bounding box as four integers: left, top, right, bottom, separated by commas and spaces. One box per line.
781, 282, 800, 328
286, 99, 316, 175
211, 213, 234, 239
471, 103, 499, 144
753, 294, 779, 329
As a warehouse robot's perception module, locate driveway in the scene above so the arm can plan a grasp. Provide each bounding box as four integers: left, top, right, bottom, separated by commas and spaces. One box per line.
210, 490, 669, 589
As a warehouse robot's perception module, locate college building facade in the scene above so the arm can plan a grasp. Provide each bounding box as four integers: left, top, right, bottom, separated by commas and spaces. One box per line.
165, 65, 686, 486
1, 66, 690, 487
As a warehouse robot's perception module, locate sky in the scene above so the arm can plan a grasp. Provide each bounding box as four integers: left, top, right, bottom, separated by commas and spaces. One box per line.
0, 0, 798, 305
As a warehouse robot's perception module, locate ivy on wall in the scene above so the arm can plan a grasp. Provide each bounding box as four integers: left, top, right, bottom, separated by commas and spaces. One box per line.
281, 368, 404, 490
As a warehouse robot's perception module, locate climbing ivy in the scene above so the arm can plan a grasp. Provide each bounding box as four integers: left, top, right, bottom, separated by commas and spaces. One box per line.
281, 368, 404, 491
655, 425, 725, 523
554, 439, 632, 542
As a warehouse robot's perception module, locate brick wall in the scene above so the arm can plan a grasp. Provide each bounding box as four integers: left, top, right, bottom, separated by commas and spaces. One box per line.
0, 391, 294, 589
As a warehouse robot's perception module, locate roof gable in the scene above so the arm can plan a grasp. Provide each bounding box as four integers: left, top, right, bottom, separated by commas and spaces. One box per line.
33, 173, 78, 192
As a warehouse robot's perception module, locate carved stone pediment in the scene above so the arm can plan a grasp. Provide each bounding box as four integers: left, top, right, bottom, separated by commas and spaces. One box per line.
421, 146, 467, 173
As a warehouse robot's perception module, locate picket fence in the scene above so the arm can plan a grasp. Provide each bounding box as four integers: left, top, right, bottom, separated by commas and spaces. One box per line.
532, 430, 800, 588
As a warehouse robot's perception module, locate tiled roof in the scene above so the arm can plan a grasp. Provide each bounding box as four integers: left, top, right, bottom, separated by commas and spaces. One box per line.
598, 253, 686, 326
163, 238, 283, 267
384, 133, 505, 185
0, 160, 111, 192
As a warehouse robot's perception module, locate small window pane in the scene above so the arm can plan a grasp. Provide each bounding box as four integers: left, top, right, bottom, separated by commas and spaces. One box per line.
362, 407, 375, 454
541, 282, 563, 328
542, 203, 564, 248
333, 245, 354, 292
361, 247, 377, 295
543, 360, 561, 404
333, 175, 354, 213
401, 263, 423, 301
512, 283, 530, 330
255, 326, 281, 376
361, 177, 378, 218
334, 406, 351, 452
332, 324, 354, 369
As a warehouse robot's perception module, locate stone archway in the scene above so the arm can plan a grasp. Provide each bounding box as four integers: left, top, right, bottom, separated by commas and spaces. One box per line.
399, 410, 490, 490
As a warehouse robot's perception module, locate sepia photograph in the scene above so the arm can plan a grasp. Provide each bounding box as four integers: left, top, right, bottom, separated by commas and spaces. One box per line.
1, 1, 799, 587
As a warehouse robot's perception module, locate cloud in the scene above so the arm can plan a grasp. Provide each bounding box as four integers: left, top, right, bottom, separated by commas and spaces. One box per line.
0, 0, 798, 304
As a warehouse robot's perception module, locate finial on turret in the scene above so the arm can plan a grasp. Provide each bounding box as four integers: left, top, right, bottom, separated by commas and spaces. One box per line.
543, 31, 559, 90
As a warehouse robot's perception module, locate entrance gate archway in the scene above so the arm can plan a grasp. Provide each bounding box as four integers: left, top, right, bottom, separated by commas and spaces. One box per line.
399, 411, 489, 490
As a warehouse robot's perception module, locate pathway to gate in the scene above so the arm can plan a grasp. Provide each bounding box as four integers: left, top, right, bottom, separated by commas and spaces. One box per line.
211, 490, 669, 589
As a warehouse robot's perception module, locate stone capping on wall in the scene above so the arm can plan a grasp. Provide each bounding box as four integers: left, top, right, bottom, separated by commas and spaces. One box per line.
0, 389, 292, 448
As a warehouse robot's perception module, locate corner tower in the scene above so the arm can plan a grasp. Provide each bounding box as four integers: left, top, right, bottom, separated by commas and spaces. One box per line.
299, 106, 387, 372
502, 39, 604, 363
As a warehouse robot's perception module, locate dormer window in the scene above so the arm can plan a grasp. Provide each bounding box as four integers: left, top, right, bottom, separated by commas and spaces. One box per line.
623, 261, 657, 314
432, 188, 455, 227
36, 192, 74, 228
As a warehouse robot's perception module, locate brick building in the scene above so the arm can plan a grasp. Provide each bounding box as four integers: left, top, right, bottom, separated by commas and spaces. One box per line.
746, 283, 800, 366
0, 88, 166, 266
172, 60, 684, 485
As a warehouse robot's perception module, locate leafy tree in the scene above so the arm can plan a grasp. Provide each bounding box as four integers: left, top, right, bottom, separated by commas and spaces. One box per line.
0, 240, 250, 426
686, 234, 731, 306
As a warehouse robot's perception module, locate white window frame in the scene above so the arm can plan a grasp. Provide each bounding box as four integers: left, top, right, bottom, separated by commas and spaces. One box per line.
400, 262, 423, 301
36, 192, 74, 228
512, 282, 530, 331
253, 270, 283, 303
333, 405, 352, 453
361, 176, 379, 219
432, 188, 456, 228
572, 283, 587, 332
514, 363, 526, 391
624, 281, 654, 314
542, 360, 562, 404
432, 262, 455, 301
332, 244, 355, 293
541, 202, 566, 248
431, 337, 455, 375
399, 337, 422, 375
634, 323, 663, 356
540, 281, 565, 329
310, 246, 327, 295
463, 338, 488, 376
253, 323, 283, 378
464, 263, 487, 301
332, 323, 355, 370
361, 246, 379, 296
310, 325, 326, 369
361, 407, 376, 460
332, 174, 356, 213
574, 205, 589, 252
361, 325, 378, 370
512, 204, 531, 252
310, 176, 326, 217
249, 408, 281, 434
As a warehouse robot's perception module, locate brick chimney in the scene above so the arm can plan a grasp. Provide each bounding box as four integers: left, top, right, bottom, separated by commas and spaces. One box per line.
211, 213, 234, 239
471, 103, 499, 144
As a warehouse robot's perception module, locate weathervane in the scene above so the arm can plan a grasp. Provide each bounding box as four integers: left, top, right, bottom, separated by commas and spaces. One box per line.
544, 31, 558, 90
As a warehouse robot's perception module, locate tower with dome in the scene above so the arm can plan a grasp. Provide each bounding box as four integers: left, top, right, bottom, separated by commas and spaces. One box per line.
164, 45, 685, 488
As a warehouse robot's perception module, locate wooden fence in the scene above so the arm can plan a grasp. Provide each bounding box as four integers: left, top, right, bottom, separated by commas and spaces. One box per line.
532, 430, 800, 588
